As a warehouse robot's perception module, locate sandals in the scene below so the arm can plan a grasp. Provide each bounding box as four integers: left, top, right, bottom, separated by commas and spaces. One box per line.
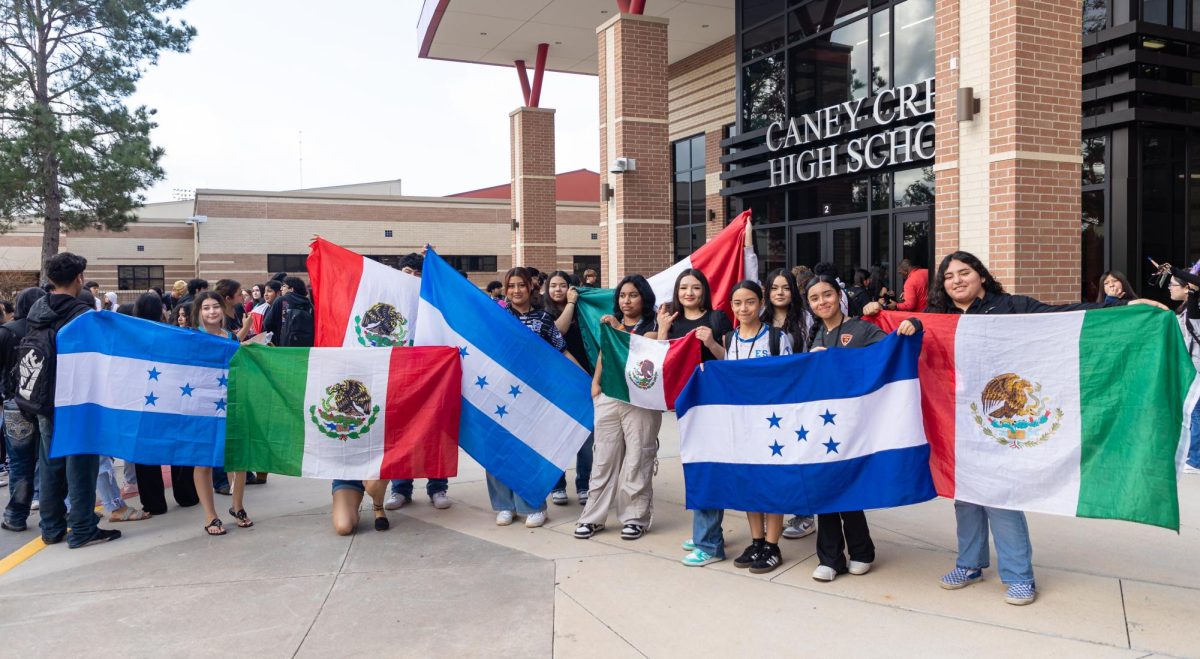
373, 504, 389, 532
228, 507, 254, 528
204, 518, 226, 536
109, 507, 151, 522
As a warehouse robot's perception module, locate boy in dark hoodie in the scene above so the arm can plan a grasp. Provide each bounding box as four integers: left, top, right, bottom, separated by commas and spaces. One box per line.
1, 286, 47, 531
26, 253, 121, 548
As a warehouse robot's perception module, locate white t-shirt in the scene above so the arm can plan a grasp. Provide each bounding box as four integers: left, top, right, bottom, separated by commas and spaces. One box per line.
724, 325, 793, 361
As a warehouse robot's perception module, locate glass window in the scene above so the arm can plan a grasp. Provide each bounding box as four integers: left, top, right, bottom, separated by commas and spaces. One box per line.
1083, 0, 1106, 33
267, 254, 308, 273
893, 166, 934, 207
673, 134, 708, 256
830, 19, 870, 101
117, 265, 165, 291
871, 215, 891, 273
871, 172, 891, 210
1081, 190, 1105, 302
1173, 0, 1186, 27
1144, 0, 1168, 23
691, 135, 706, 172
754, 226, 788, 280
1082, 136, 1106, 185
893, 0, 934, 86
797, 0, 869, 34
872, 9, 891, 93
742, 0, 784, 28
743, 55, 786, 130
743, 19, 786, 60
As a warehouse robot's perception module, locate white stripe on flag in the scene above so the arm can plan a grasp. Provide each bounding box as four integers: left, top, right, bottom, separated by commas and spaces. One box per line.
344, 257, 421, 347
417, 302, 590, 469
301, 348, 388, 480
625, 334, 670, 409
680, 379, 926, 465
56, 352, 228, 416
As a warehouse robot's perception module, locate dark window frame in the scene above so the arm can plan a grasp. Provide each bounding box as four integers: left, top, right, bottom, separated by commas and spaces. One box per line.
117, 265, 165, 291
267, 254, 309, 273
673, 132, 709, 261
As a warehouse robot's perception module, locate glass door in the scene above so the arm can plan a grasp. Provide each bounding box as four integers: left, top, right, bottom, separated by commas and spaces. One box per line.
791, 225, 823, 270
893, 210, 932, 270
788, 218, 869, 277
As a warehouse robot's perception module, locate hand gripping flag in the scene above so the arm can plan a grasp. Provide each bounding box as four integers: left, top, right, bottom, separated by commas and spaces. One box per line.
309, 237, 421, 347
413, 248, 594, 503
50, 312, 239, 466
676, 332, 937, 515
224, 344, 461, 479
871, 306, 1196, 530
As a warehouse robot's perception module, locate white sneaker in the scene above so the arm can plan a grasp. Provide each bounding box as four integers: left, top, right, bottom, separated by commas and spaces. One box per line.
812, 565, 837, 582
1183, 464, 1200, 474
30, 500, 39, 511
525, 511, 547, 528
384, 492, 409, 510
495, 510, 514, 526
848, 560, 872, 575
550, 489, 569, 505
782, 515, 816, 539
430, 492, 451, 509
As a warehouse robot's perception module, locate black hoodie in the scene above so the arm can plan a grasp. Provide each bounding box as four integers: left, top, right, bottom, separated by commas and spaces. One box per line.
2, 291, 87, 400
261, 292, 311, 344
26, 293, 92, 331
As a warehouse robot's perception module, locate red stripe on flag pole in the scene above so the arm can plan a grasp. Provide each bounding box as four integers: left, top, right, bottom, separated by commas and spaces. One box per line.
309, 237, 365, 347
380, 346, 463, 480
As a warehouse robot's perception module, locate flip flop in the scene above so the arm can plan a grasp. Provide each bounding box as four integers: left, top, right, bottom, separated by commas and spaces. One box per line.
109, 507, 151, 522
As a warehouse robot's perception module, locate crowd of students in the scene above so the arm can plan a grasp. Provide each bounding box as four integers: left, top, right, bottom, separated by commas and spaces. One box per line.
0, 243, 1188, 607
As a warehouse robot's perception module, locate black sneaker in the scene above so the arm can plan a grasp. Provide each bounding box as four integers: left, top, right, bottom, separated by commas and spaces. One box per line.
749, 543, 783, 574
42, 531, 66, 545
734, 539, 765, 569
1, 520, 27, 532
68, 528, 121, 549
620, 523, 645, 540
574, 522, 603, 539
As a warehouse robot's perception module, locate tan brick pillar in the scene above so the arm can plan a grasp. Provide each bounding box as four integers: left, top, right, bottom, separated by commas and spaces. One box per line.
933, 0, 960, 267
598, 13, 672, 286
510, 107, 557, 272
986, 0, 1081, 303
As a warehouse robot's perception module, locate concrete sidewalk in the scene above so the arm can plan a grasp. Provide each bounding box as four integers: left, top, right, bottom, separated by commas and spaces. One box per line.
1, 415, 1198, 657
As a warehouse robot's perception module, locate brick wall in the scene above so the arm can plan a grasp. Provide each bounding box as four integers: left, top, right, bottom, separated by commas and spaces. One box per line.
510, 107, 559, 272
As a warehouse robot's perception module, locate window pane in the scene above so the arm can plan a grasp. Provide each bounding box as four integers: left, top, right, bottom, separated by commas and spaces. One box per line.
829, 19, 870, 102
743, 18, 785, 60
742, 0, 784, 28
893, 166, 934, 207
690, 135, 706, 171
1144, 0, 1167, 24
675, 173, 690, 226
675, 227, 691, 263
799, 0, 869, 33
894, 0, 935, 86
1083, 0, 1107, 33
871, 172, 892, 209
691, 225, 707, 255
871, 215, 890, 273
900, 217, 931, 267
793, 228, 822, 270
674, 140, 690, 171
754, 225, 787, 280
872, 9, 890, 93
743, 55, 786, 130
1173, 0, 1186, 27
1082, 136, 1106, 185
691, 174, 707, 224
1081, 190, 1106, 302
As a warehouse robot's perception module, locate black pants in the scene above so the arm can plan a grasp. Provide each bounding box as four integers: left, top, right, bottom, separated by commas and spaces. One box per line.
133, 464, 198, 513
816, 511, 875, 574
171, 466, 199, 507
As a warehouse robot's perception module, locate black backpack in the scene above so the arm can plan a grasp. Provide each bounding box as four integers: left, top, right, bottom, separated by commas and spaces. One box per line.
0, 319, 27, 401
280, 299, 314, 347
13, 322, 58, 419
723, 325, 784, 357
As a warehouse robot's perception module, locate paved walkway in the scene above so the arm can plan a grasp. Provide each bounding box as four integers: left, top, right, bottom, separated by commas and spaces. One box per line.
1, 415, 1198, 657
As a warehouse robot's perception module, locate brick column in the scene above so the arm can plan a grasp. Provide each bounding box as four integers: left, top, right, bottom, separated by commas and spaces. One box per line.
598, 13, 672, 285
933, 0, 960, 266
510, 107, 557, 272
986, 0, 1081, 303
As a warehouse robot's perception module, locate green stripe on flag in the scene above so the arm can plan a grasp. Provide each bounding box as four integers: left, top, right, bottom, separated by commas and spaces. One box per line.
577, 287, 615, 367
598, 324, 632, 402
225, 344, 310, 475
1077, 306, 1194, 530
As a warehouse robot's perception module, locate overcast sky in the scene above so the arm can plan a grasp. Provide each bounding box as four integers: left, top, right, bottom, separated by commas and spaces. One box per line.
132, 0, 600, 203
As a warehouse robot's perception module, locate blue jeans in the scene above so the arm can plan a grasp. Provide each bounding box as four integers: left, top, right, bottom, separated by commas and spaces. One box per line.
212, 466, 229, 491
954, 500, 1034, 585
37, 415, 101, 543
553, 434, 594, 493
390, 478, 448, 499
96, 456, 125, 513
1187, 398, 1200, 468
3, 401, 39, 528
692, 508, 725, 558
485, 473, 545, 514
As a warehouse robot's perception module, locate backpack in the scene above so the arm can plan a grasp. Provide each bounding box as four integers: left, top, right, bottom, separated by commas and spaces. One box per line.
723, 325, 784, 357
13, 323, 57, 419
0, 320, 26, 402
279, 299, 314, 347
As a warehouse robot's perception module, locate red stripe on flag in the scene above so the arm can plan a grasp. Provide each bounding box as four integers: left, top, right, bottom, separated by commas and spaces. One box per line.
308, 238, 365, 347
662, 332, 702, 411
872, 311, 958, 498
688, 210, 750, 325
381, 346, 462, 480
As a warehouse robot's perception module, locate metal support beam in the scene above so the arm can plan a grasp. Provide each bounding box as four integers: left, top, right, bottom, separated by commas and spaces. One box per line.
515, 59, 532, 105
528, 43, 549, 108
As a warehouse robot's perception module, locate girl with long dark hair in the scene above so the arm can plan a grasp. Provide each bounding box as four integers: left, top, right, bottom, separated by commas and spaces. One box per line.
1096, 270, 1138, 303
544, 270, 594, 506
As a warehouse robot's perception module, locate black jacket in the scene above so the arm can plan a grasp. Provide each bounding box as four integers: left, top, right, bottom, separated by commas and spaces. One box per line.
0, 288, 50, 399
26, 293, 92, 331
262, 292, 310, 341
936, 291, 1121, 316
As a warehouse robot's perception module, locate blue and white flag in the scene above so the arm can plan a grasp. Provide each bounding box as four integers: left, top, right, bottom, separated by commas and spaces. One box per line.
413, 249, 593, 503
676, 332, 936, 514
51, 312, 239, 466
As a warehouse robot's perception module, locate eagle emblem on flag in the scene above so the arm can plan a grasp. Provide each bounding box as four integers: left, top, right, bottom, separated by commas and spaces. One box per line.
354, 303, 409, 347
969, 373, 1064, 449
627, 359, 659, 391
310, 379, 380, 441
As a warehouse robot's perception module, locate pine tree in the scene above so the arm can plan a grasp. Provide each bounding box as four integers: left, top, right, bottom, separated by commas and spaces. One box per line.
0, 1, 195, 279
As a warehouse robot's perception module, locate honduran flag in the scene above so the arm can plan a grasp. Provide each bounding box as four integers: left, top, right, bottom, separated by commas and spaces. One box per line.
224, 344, 461, 479
676, 332, 937, 515
873, 306, 1196, 530
576, 210, 757, 365
598, 324, 700, 411
413, 248, 594, 503
50, 312, 239, 466
309, 237, 421, 348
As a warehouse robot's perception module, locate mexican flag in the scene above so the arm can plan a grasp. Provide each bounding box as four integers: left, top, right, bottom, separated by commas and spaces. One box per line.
873, 306, 1196, 529
598, 325, 700, 411
308, 237, 421, 348
577, 210, 756, 365
224, 344, 462, 480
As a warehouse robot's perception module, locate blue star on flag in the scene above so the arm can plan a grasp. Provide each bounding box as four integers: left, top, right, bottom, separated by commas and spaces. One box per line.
217, 374, 228, 387
147, 367, 161, 381
823, 437, 840, 454
214, 398, 227, 412
458, 346, 469, 358
475, 376, 488, 390
820, 409, 837, 425
769, 440, 784, 456
179, 383, 195, 397
795, 426, 809, 442
144, 392, 158, 406
766, 412, 782, 428
509, 385, 522, 398
494, 404, 508, 419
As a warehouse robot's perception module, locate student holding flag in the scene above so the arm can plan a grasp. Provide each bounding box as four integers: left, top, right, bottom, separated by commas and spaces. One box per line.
807, 275, 918, 581
544, 271, 594, 507
574, 275, 660, 540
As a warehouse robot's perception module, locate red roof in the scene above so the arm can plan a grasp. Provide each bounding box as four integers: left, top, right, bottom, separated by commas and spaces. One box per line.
447, 169, 599, 203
